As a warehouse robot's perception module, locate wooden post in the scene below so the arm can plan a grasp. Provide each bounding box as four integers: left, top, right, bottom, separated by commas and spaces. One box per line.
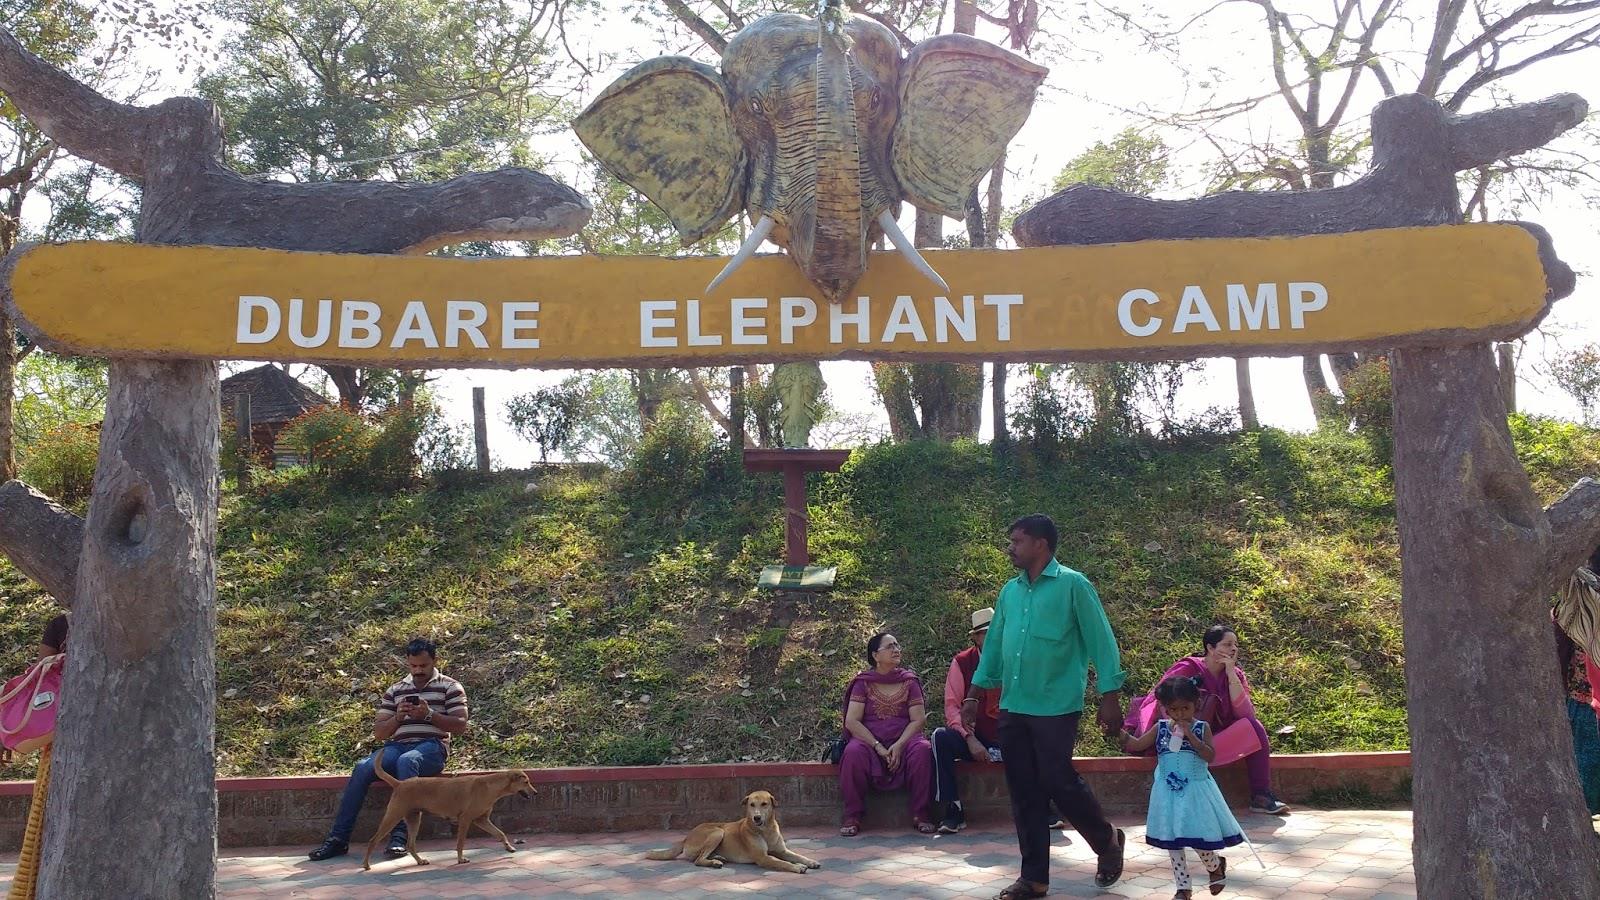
783, 464, 806, 566
233, 393, 251, 488
472, 386, 490, 473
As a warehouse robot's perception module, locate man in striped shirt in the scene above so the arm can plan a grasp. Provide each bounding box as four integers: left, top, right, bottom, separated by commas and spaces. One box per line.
308, 637, 470, 861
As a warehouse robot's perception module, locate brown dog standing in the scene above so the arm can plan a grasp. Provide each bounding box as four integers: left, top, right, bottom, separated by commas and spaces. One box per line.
645, 790, 821, 874
360, 751, 537, 870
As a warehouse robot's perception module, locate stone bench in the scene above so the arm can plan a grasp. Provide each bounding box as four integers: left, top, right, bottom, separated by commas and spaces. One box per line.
0, 752, 1409, 850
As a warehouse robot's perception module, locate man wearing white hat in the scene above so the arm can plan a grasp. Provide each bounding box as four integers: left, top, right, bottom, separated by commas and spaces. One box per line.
938, 606, 1052, 834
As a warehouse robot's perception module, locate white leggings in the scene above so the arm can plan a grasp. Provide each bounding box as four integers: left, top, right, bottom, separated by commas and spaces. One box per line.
1170, 847, 1222, 890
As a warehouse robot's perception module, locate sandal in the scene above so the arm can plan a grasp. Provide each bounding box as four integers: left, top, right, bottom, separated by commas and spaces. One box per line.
1209, 856, 1227, 895
994, 878, 1048, 899
839, 821, 860, 837
914, 819, 937, 835
1174, 891, 1193, 900
1094, 827, 1126, 888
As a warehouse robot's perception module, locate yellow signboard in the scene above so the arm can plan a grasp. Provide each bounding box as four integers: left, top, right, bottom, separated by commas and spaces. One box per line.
6, 224, 1546, 368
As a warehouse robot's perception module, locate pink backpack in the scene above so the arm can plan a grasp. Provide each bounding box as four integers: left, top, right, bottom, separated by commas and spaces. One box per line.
1, 655, 64, 754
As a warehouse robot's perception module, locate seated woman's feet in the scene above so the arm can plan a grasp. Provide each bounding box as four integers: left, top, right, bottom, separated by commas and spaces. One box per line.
307, 838, 348, 861
839, 821, 860, 837
915, 819, 938, 834
938, 805, 966, 834
1249, 792, 1291, 815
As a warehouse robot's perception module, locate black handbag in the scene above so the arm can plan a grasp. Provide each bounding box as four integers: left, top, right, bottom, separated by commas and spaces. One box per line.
822, 735, 847, 764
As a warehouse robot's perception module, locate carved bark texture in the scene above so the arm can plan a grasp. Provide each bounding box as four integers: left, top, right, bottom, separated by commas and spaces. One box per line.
1015, 91, 1598, 899
0, 480, 83, 605
0, 25, 588, 900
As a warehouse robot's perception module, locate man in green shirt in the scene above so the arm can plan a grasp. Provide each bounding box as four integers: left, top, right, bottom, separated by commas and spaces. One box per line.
963, 514, 1127, 898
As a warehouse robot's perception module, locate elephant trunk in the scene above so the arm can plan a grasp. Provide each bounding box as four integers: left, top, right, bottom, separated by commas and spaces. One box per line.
807, 25, 867, 303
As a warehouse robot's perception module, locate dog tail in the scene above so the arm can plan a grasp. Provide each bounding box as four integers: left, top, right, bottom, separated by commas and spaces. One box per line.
644, 841, 685, 861
372, 744, 400, 787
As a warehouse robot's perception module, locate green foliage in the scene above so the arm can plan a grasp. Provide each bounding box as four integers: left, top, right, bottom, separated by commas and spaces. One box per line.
200, 0, 565, 182
1053, 127, 1170, 195
275, 402, 458, 490
8, 421, 1599, 779
1343, 357, 1394, 458
19, 422, 98, 504
1549, 342, 1600, 425
12, 350, 106, 451
279, 405, 374, 470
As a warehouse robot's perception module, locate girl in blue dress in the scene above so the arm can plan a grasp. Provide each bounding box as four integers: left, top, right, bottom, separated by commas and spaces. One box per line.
1122, 675, 1246, 898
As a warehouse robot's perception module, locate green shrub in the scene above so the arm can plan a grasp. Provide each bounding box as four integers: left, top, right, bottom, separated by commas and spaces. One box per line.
20, 422, 99, 503
1343, 357, 1393, 458
278, 405, 373, 471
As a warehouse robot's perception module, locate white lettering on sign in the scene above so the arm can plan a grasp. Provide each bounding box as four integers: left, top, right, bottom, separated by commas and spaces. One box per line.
288, 298, 332, 348
881, 295, 928, 343
236, 296, 281, 344
982, 294, 1023, 341
640, 300, 676, 348
831, 297, 871, 344
1288, 282, 1328, 329
391, 301, 440, 349
686, 299, 721, 346
1118, 289, 1162, 337
502, 302, 540, 349
339, 301, 382, 349
1227, 284, 1279, 331
1172, 285, 1222, 334
934, 295, 976, 343
1117, 283, 1328, 337
780, 296, 817, 345
731, 298, 768, 345
445, 301, 489, 349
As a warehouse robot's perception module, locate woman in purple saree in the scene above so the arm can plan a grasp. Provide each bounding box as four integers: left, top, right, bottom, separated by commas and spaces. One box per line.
1125, 625, 1291, 816
838, 632, 936, 836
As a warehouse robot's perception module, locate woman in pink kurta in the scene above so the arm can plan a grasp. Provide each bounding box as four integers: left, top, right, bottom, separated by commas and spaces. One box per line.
837, 632, 936, 836
1126, 625, 1290, 815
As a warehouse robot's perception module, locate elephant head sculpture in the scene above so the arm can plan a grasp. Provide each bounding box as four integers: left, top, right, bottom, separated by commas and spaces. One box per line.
574, 11, 1048, 303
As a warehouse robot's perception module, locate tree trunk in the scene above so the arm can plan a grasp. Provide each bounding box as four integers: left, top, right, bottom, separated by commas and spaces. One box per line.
991, 362, 1009, 444
1235, 357, 1259, 431
0, 306, 15, 481
1497, 342, 1517, 413
1328, 351, 1361, 394
729, 366, 745, 452
1302, 355, 1335, 422
321, 364, 365, 410
1392, 343, 1600, 897
871, 362, 921, 442
41, 358, 220, 899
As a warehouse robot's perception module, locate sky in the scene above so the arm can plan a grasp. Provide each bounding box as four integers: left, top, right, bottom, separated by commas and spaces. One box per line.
40, 2, 1600, 465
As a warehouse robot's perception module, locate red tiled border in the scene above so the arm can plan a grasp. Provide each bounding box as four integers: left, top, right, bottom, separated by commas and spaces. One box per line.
0, 751, 1409, 795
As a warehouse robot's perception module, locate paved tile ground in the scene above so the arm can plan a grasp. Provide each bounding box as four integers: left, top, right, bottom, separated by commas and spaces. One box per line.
1, 810, 1418, 898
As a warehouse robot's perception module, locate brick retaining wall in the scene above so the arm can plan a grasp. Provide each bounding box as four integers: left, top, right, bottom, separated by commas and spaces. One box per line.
0, 752, 1409, 851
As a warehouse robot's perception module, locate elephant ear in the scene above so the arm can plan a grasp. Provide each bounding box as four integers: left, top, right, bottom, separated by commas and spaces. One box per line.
574, 57, 746, 245
893, 35, 1048, 218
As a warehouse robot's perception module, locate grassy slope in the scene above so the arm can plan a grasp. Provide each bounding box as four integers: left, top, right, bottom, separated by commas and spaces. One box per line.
2, 416, 1596, 779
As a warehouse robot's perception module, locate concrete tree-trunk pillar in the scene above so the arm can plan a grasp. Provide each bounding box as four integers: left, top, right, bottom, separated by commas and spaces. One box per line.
1015, 91, 1599, 899
1235, 357, 1259, 431
0, 26, 589, 899
472, 386, 489, 473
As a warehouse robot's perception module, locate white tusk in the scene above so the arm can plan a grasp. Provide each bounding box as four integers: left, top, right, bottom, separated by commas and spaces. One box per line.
878, 210, 951, 294
705, 215, 776, 295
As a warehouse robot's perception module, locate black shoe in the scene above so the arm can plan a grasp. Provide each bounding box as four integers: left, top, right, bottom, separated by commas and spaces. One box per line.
308, 838, 348, 861
1250, 792, 1291, 815
938, 806, 966, 834
1094, 827, 1125, 888
385, 835, 409, 858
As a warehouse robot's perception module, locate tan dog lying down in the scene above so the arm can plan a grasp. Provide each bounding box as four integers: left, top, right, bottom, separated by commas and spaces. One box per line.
361, 750, 537, 870
646, 790, 821, 874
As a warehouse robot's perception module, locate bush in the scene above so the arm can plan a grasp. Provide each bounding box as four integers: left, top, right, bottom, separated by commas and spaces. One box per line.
20, 423, 99, 503
278, 405, 374, 471
1343, 358, 1393, 458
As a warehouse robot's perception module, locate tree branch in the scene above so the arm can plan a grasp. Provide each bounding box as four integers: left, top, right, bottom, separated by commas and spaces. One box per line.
1544, 476, 1600, 599
0, 28, 150, 180
661, 0, 728, 53
179, 165, 593, 254
0, 480, 83, 606
1448, 92, 1590, 170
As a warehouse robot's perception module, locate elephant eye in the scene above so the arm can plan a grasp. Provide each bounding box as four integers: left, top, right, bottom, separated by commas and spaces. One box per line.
749, 97, 762, 115
870, 87, 882, 107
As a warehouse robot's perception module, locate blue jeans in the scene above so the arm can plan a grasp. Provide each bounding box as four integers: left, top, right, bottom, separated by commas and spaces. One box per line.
326, 739, 446, 843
